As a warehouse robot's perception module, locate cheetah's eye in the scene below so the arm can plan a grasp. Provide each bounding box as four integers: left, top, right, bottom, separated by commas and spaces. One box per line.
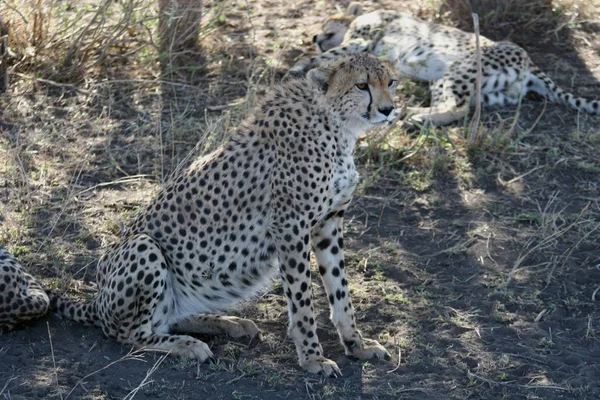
355, 82, 368, 91
388, 79, 397, 87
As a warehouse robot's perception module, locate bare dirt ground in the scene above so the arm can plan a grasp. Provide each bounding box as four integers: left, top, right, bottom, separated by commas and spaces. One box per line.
1, 0, 600, 399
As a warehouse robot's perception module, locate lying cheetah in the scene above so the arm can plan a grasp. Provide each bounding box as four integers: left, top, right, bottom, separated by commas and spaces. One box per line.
289, 3, 600, 125
0, 247, 50, 332
53, 54, 396, 376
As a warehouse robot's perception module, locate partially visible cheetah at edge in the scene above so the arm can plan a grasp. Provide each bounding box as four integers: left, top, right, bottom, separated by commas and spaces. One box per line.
52, 54, 397, 376
289, 2, 600, 126
0, 247, 50, 332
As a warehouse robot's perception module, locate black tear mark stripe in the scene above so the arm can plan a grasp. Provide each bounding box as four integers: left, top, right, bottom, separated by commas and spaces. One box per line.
366, 73, 372, 119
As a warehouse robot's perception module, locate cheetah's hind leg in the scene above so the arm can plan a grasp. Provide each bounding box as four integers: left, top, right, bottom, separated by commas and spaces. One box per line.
55, 234, 216, 362
112, 235, 216, 361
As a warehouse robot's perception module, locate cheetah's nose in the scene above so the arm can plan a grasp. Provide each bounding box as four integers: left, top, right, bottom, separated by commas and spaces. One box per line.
378, 106, 394, 117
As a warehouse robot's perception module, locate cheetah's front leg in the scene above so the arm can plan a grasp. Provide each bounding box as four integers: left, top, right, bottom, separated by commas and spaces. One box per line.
173, 314, 263, 342
312, 210, 391, 362
277, 227, 342, 377
406, 104, 469, 126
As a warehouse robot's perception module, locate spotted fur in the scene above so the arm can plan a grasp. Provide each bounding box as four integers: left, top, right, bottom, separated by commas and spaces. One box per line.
289, 2, 600, 125
53, 54, 396, 376
0, 247, 50, 332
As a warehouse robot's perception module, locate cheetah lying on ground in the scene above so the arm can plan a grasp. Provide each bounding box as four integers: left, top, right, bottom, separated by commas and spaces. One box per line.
289, 3, 600, 126
53, 54, 396, 376
0, 247, 50, 332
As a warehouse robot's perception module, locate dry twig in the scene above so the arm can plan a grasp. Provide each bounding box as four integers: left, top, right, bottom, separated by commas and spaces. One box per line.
468, 13, 482, 146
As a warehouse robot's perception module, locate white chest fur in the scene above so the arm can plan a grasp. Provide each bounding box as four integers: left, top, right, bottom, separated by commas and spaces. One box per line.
330, 152, 359, 211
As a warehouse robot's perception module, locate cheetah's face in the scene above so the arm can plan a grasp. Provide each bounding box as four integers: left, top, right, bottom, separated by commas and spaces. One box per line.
308, 55, 398, 133
313, 2, 363, 52
314, 18, 350, 52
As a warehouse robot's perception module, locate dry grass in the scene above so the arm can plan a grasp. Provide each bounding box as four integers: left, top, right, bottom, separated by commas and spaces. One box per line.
0, 0, 271, 278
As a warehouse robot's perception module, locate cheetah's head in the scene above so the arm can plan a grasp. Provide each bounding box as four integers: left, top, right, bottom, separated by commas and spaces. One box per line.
313, 2, 362, 52
307, 54, 397, 134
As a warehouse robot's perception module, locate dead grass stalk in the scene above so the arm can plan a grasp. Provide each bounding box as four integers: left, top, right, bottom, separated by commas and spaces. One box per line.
65, 348, 158, 399
468, 13, 482, 146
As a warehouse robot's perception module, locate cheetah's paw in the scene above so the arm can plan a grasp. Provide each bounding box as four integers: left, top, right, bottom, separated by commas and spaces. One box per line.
302, 357, 342, 377
171, 339, 215, 363
347, 338, 391, 361
225, 317, 263, 340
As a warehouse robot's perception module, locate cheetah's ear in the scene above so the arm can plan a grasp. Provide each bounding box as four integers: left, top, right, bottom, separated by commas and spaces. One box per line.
307, 66, 333, 93
346, 2, 363, 17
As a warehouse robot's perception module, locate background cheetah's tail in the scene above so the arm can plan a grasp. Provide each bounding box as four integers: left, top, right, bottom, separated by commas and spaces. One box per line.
527, 66, 600, 114
49, 291, 99, 326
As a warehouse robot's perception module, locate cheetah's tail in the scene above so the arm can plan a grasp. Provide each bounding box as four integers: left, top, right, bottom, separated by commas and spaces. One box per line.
527, 66, 600, 114
49, 291, 99, 326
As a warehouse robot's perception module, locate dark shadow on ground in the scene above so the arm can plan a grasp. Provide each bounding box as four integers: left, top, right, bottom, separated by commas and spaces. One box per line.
438, 0, 600, 103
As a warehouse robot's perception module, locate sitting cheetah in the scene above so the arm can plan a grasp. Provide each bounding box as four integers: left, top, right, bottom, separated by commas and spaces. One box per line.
53, 54, 396, 376
289, 2, 600, 125
0, 247, 50, 332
